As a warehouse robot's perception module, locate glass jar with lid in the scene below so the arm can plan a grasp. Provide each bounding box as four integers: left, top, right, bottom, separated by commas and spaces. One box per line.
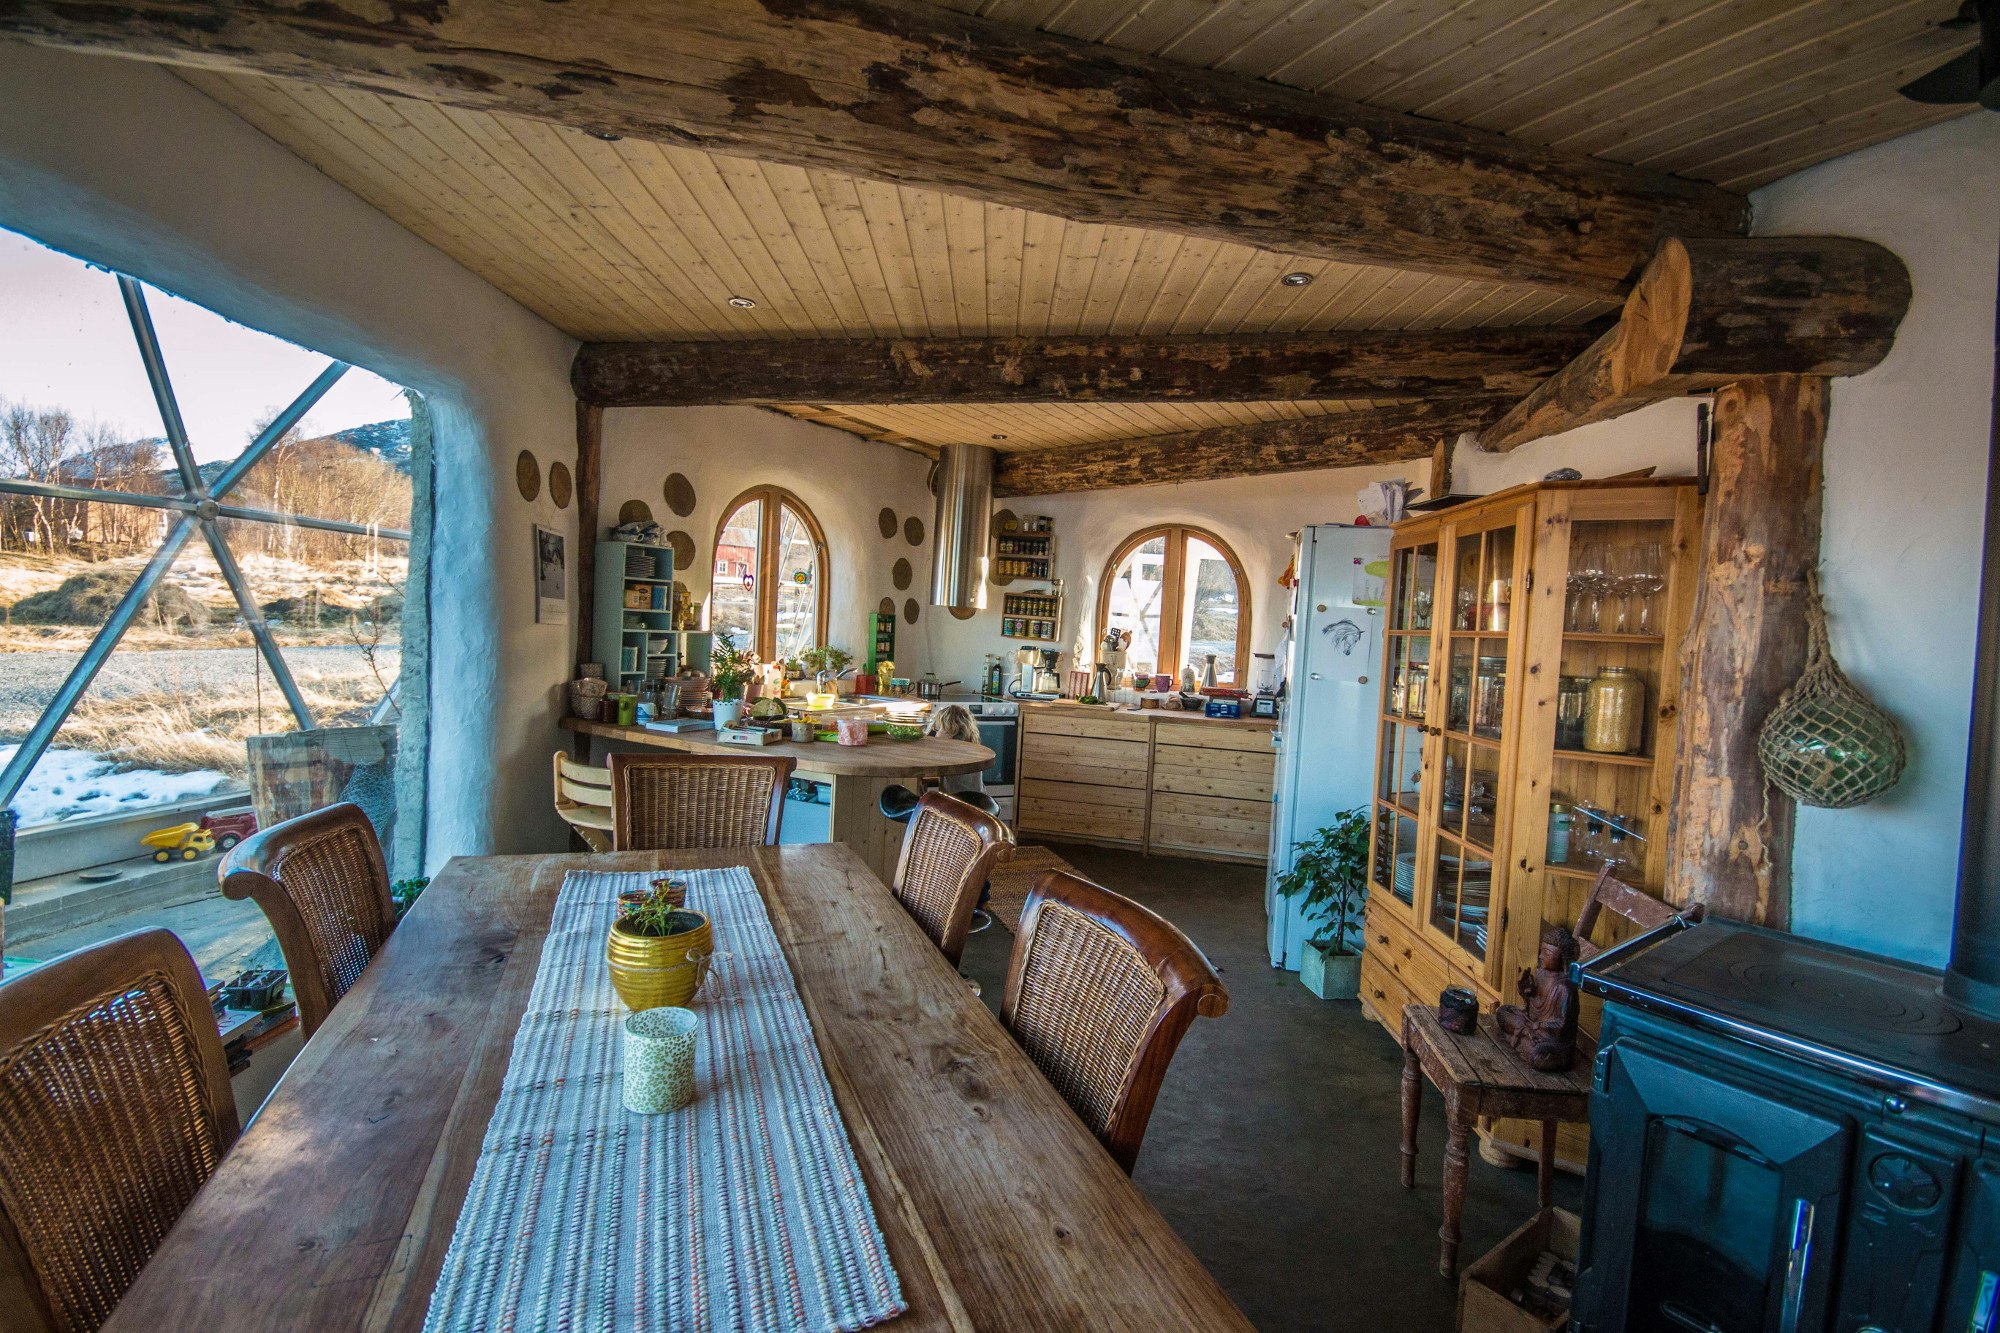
1583, 666, 1647, 754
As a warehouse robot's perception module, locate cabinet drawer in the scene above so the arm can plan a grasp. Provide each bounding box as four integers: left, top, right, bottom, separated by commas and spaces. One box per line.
1359, 953, 1417, 1043
1020, 733, 1151, 788
1017, 781, 1146, 843
1365, 896, 1454, 1011
1148, 791, 1270, 857
1151, 743, 1275, 801
1019, 777, 1147, 814
1153, 721, 1272, 753
1023, 709, 1152, 742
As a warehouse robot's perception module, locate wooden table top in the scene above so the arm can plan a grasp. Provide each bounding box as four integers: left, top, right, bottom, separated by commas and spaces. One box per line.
561, 716, 993, 778
106, 846, 1247, 1332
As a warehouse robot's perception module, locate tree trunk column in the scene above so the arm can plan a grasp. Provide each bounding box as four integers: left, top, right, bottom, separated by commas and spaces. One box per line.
1666, 375, 1828, 927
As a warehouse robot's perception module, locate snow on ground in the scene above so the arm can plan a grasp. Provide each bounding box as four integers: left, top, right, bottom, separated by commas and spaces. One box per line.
2, 745, 234, 826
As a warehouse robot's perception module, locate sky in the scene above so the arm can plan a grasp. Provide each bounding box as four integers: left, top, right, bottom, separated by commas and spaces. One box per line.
0, 227, 410, 463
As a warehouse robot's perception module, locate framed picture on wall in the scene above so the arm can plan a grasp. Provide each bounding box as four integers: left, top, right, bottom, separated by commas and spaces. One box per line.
534, 524, 567, 626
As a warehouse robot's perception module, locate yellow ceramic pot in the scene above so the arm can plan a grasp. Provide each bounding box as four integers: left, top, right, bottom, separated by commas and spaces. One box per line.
606, 913, 714, 1011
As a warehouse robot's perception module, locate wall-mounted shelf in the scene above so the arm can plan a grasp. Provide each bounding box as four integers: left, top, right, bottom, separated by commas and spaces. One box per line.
1000, 588, 1064, 642
594, 540, 711, 690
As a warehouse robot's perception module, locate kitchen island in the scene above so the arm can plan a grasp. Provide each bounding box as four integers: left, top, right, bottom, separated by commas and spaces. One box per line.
560, 716, 992, 883
1015, 701, 1276, 863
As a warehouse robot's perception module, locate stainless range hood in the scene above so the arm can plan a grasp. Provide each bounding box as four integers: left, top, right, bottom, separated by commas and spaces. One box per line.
929, 443, 994, 609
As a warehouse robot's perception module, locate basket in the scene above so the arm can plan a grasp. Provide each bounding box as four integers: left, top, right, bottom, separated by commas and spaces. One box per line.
1757, 573, 1906, 809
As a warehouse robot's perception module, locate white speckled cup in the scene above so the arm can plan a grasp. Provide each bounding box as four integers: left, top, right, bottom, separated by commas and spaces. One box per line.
622, 1007, 697, 1114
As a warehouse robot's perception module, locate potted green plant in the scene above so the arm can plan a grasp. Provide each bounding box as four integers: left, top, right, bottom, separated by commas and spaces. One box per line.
709, 630, 756, 727
606, 878, 714, 1010
1278, 808, 1371, 1000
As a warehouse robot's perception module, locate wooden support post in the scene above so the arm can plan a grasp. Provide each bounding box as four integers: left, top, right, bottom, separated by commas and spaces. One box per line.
573, 400, 603, 674
1666, 375, 1828, 927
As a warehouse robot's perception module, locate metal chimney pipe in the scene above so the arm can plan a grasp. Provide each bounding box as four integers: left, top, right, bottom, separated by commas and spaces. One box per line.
930, 443, 994, 610
1944, 233, 2000, 1020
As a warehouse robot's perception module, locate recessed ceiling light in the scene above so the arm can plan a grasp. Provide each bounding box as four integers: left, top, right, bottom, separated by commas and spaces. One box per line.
727, 295, 757, 309
1281, 271, 1315, 287
586, 130, 624, 142
992, 433, 1008, 441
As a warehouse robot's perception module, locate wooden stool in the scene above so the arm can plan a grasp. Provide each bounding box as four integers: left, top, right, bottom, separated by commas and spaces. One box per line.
1399, 1003, 1591, 1277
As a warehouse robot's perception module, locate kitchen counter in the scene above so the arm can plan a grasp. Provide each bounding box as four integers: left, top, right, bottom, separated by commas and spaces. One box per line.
1018, 700, 1276, 730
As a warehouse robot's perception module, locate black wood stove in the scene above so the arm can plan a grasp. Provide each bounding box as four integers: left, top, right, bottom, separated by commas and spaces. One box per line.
1573, 918, 2000, 1332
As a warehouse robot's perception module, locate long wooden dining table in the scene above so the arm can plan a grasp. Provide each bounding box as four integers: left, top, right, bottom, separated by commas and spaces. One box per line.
103, 844, 1251, 1331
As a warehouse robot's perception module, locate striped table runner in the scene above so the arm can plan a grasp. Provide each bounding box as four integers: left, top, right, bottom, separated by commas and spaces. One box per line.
422, 867, 906, 1332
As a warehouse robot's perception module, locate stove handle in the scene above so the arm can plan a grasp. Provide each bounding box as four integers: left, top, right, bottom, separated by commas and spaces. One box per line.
1778, 1197, 1816, 1333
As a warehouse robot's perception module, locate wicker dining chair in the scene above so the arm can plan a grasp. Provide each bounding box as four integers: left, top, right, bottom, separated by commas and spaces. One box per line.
890, 790, 1014, 968
552, 751, 615, 853
608, 752, 797, 850
0, 929, 240, 1333
1001, 871, 1228, 1173
219, 802, 395, 1039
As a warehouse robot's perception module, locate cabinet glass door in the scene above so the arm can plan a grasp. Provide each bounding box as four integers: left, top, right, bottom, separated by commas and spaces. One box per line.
1370, 540, 1438, 914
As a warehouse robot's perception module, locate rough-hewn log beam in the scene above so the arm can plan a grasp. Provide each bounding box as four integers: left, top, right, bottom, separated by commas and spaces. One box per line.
1480, 237, 1909, 451
572, 327, 1602, 407
0, 1, 1745, 298
992, 398, 1503, 497
573, 400, 603, 692
1665, 375, 1828, 928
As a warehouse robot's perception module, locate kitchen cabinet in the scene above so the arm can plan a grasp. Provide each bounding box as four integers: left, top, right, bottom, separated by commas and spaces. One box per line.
1362, 478, 1702, 1168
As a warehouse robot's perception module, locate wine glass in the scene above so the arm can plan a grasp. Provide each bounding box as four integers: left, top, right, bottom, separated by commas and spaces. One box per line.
1567, 543, 1607, 632
1629, 543, 1666, 634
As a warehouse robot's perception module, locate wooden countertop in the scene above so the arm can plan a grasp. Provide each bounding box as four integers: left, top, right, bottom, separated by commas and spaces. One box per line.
1021, 699, 1276, 732
561, 715, 993, 777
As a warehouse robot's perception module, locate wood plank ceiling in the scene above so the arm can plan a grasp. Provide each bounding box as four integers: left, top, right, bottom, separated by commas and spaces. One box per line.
179, 0, 1971, 457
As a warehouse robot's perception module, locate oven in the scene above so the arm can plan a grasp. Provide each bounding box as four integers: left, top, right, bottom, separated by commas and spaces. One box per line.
951, 698, 1018, 824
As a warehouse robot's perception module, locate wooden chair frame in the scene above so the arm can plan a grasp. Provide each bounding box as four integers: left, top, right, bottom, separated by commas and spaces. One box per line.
889, 790, 1014, 968
220, 802, 395, 1039
1002, 870, 1227, 1173
552, 750, 615, 853
608, 752, 796, 850
0, 930, 239, 1333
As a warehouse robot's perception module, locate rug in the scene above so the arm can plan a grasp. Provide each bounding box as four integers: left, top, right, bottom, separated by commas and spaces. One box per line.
986, 846, 1082, 933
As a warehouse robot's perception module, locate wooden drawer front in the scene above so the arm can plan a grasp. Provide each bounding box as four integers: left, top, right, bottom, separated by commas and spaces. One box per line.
1020, 733, 1151, 789
1017, 779, 1146, 843
1153, 722, 1272, 753
1023, 710, 1153, 742
1147, 792, 1270, 856
1365, 897, 1454, 1011
1359, 953, 1417, 1044
1151, 743, 1275, 802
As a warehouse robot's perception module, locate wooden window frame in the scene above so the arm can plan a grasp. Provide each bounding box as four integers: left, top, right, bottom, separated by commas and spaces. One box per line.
713, 485, 829, 659
1095, 524, 1251, 689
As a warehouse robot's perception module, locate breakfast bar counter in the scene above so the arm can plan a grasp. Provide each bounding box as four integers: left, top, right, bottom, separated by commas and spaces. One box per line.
560, 716, 993, 882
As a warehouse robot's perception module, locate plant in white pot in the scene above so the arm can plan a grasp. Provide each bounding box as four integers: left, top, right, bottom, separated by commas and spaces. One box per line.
1278, 807, 1371, 1000
708, 631, 756, 728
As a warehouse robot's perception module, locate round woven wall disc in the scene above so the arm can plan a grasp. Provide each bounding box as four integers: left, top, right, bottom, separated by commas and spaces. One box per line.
515, 451, 541, 502
666, 530, 696, 570
878, 507, 899, 540
903, 598, 921, 625
548, 461, 572, 509
904, 516, 925, 546
619, 499, 654, 525
663, 473, 697, 517
892, 558, 913, 591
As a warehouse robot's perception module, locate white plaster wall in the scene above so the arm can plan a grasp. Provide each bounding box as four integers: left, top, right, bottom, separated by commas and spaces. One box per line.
0, 46, 581, 864
1755, 114, 2000, 967
599, 407, 936, 675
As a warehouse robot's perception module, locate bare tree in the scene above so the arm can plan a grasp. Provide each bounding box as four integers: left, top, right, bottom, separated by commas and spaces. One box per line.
1, 399, 81, 555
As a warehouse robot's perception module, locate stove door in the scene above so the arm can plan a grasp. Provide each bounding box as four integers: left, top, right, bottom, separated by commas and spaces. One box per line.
1576, 1039, 1851, 1333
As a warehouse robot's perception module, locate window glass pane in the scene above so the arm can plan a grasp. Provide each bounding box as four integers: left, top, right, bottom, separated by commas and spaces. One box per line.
711, 498, 761, 653
1181, 535, 1240, 685
1106, 535, 1168, 678
771, 502, 820, 663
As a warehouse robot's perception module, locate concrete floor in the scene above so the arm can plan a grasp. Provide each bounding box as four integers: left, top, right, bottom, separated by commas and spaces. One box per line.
959, 843, 1579, 1333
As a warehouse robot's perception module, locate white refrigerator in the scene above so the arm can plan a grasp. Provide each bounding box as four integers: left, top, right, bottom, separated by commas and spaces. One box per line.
1265, 524, 1392, 970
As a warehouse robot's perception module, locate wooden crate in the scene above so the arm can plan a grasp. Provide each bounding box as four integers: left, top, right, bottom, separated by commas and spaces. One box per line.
1458, 1208, 1579, 1333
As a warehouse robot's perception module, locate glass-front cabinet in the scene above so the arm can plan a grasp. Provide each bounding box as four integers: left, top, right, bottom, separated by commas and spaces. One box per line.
1365, 480, 1702, 1021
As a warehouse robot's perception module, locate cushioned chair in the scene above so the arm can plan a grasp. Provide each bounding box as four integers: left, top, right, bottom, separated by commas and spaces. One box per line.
888, 790, 1013, 968
1001, 870, 1228, 1173
0, 929, 240, 1333
552, 751, 615, 852
608, 752, 796, 850
220, 802, 395, 1039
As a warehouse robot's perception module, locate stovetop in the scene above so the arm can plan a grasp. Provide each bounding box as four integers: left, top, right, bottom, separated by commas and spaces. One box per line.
1581, 918, 2000, 1121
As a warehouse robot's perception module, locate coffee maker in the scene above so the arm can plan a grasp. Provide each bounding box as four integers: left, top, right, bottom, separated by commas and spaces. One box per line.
1033, 647, 1062, 695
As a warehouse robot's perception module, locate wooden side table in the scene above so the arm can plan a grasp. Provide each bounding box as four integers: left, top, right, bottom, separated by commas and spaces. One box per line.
1399, 1003, 1592, 1276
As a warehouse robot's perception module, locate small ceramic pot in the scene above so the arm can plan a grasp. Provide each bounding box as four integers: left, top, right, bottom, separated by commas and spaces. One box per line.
606, 913, 714, 1011
712, 698, 744, 728
789, 718, 815, 743
623, 1007, 697, 1114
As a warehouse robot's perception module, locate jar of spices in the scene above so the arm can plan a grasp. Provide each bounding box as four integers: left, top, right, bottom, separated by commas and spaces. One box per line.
1583, 666, 1646, 754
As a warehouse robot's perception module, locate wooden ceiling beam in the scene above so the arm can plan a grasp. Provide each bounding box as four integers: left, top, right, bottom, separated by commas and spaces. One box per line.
0, 1, 1744, 299
992, 399, 1505, 497
1478, 237, 1910, 452
572, 326, 1604, 406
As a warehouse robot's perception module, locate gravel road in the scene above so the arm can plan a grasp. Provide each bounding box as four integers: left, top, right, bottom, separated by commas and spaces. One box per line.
0, 644, 403, 720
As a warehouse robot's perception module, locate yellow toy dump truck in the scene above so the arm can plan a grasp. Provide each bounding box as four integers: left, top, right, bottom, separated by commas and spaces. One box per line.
141, 823, 217, 862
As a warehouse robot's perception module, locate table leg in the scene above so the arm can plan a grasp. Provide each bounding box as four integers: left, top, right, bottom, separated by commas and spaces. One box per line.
825, 773, 906, 885
1537, 1119, 1558, 1211
1399, 1038, 1421, 1190
1440, 1093, 1474, 1278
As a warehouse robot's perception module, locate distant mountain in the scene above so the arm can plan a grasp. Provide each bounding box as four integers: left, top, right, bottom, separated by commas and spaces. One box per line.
330, 419, 412, 472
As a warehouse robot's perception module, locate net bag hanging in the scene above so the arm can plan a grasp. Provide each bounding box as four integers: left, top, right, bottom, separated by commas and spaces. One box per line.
1756, 573, 1906, 809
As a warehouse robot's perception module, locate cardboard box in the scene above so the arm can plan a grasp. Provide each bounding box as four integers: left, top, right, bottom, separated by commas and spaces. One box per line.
1458, 1207, 1579, 1333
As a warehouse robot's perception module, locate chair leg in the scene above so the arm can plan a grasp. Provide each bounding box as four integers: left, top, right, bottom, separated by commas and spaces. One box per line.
1440, 1094, 1475, 1278
1537, 1119, 1558, 1211
1399, 1040, 1421, 1190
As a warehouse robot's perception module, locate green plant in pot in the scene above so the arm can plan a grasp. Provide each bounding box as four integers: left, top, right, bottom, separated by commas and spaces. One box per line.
708, 630, 755, 727
606, 878, 715, 1010
1278, 807, 1371, 1000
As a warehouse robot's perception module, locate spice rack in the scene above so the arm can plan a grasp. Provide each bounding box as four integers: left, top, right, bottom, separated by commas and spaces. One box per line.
993, 516, 1056, 582
1000, 588, 1064, 642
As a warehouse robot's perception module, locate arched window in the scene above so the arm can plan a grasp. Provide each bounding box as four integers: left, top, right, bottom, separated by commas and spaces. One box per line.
1097, 525, 1251, 688
710, 486, 828, 661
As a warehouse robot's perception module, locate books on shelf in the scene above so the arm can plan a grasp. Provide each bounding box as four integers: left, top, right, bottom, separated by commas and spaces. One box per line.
643, 717, 714, 733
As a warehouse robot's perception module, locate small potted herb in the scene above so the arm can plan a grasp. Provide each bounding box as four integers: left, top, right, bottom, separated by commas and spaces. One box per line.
708, 631, 756, 727
1278, 808, 1371, 1000
606, 877, 715, 1010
